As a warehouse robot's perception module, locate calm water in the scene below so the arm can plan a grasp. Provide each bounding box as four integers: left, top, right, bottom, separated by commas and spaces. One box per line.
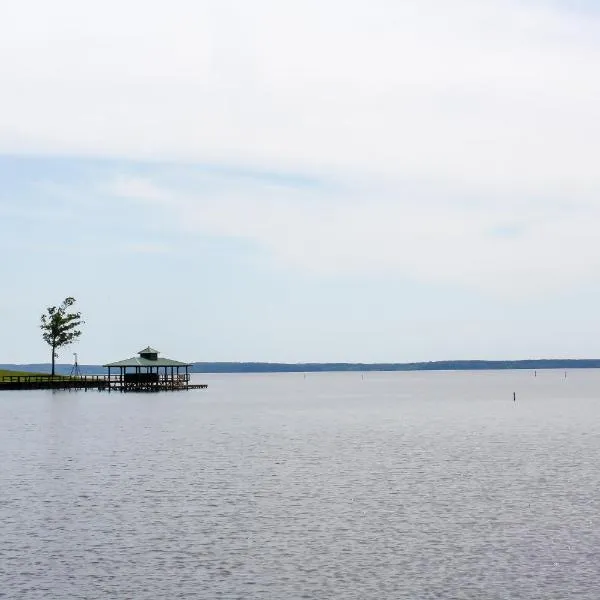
2, 370, 600, 599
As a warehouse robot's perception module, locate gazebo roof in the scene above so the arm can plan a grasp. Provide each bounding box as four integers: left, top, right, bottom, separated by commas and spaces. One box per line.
139, 346, 159, 355
103, 346, 191, 368
104, 356, 191, 368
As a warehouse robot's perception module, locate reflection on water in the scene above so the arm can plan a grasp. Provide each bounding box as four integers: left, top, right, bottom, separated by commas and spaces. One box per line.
2, 370, 600, 599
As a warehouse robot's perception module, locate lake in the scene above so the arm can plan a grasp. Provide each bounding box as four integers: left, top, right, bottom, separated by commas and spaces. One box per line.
2, 370, 600, 599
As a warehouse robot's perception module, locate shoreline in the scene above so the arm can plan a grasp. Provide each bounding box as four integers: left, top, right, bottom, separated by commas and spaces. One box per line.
2, 359, 600, 375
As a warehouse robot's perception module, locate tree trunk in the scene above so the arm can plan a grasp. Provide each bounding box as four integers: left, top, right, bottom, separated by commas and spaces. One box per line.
51, 345, 55, 377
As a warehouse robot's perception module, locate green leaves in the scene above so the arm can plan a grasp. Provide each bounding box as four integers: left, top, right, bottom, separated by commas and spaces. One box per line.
40, 297, 84, 375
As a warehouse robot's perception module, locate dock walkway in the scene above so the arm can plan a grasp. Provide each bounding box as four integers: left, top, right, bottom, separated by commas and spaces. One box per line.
0, 374, 207, 392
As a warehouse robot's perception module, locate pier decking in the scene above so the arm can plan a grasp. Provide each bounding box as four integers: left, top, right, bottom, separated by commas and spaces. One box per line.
0, 374, 207, 392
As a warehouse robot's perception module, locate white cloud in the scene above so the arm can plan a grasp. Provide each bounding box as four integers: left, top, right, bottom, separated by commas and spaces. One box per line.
97, 169, 600, 296
3, 0, 600, 296
1, 0, 600, 192
109, 176, 169, 203
124, 242, 171, 254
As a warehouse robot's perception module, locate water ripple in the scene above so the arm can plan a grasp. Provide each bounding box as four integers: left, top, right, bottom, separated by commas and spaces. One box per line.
2, 371, 600, 598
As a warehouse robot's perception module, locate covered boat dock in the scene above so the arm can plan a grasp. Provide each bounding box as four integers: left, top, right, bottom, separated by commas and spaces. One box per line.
103, 346, 204, 392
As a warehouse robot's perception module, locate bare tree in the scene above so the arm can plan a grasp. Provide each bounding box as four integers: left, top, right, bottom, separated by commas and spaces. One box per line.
40, 297, 84, 377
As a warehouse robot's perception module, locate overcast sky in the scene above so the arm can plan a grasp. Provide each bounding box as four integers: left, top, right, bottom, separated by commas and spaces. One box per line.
2, 0, 600, 364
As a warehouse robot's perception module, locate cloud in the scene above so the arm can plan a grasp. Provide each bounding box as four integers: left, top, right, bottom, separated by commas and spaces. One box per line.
109, 176, 170, 204
93, 167, 600, 296
3, 1, 600, 296
1, 0, 600, 194
124, 242, 171, 254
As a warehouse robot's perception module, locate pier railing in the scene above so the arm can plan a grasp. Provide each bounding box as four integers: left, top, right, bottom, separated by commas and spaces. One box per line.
0, 373, 205, 391
0, 374, 108, 383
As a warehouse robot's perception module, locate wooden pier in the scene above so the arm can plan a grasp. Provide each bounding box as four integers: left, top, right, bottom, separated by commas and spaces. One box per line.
1, 347, 207, 393
0, 374, 207, 392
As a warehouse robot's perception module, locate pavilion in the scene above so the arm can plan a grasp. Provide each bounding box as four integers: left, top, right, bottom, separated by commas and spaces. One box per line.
103, 346, 192, 392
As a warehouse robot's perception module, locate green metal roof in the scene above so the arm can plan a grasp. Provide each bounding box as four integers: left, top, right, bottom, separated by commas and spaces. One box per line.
104, 346, 190, 368
103, 356, 191, 368
139, 346, 160, 355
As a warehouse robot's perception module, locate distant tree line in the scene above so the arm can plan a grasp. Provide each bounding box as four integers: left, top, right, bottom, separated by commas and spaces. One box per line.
5, 358, 600, 375
188, 359, 600, 373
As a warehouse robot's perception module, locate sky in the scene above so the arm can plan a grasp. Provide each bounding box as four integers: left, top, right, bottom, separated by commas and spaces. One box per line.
2, 0, 600, 364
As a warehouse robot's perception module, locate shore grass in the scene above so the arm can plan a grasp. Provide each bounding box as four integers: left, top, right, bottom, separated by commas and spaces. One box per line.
0, 368, 48, 377
0, 369, 75, 380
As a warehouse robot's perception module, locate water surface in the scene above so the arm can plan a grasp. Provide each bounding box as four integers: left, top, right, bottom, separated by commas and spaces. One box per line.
2, 370, 600, 598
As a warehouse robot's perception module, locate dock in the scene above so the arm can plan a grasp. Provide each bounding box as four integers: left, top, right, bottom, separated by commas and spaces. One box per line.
1, 346, 207, 393
0, 374, 207, 392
